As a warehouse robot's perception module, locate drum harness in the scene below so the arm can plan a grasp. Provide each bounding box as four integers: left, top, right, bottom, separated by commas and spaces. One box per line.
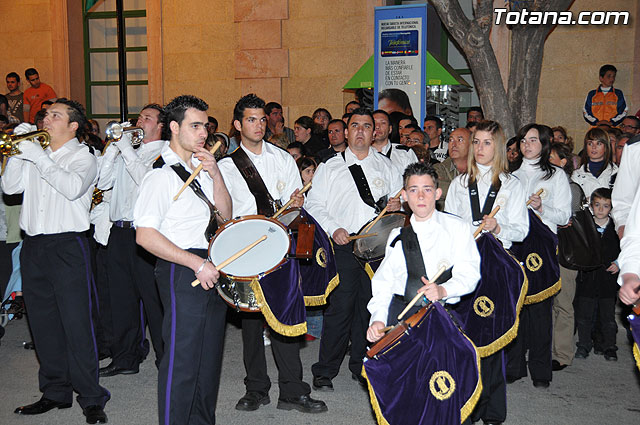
468, 180, 500, 226
341, 151, 387, 217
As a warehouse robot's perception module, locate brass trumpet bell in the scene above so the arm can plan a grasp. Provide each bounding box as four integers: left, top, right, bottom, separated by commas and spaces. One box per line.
0, 131, 50, 157
105, 121, 144, 146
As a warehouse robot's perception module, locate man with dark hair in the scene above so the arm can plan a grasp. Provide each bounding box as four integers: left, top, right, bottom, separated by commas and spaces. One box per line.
372, 109, 418, 173
134, 94, 232, 425
584, 64, 627, 126
97, 103, 167, 378
4, 100, 110, 423
378, 88, 413, 116
307, 107, 402, 391
423, 115, 447, 162
264, 101, 295, 144
466, 106, 484, 124
23, 68, 57, 124
316, 119, 347, 163
6, 72, 23, 123
345, 100, 360, 114
218, 94, 327, 414
620, 116, 640, 136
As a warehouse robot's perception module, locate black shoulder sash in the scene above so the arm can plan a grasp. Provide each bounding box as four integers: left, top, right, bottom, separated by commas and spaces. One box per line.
170, 163, 218, 240
341, 151, 385, 213
231, 146, 279, 216
468, 179, 499, 225
152, 155, 165, 169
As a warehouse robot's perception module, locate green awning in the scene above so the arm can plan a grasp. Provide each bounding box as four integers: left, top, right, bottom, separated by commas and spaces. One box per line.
343, 52, 471, 89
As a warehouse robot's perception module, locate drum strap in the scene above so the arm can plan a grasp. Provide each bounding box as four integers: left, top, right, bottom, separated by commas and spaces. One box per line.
391, 226, 454, 304
341, 151, 385, 213
231, 147, 279, 216
468, 180, 499, 225
170, 163, 219, 240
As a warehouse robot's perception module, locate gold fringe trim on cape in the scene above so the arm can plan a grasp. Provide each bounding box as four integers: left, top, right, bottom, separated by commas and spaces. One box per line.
250, 279, 307, 337
304, 273, 340, 306
524, 277, 561, 305
365, 263, 375, 280
460, 335, 483, 424
476, 252, 529, 358
361, 337, 484, 425
634, 342, 640, 372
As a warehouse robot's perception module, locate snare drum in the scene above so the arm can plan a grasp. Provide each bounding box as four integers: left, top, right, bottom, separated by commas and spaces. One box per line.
353, 212, 409, 262
209, 215, 290, 312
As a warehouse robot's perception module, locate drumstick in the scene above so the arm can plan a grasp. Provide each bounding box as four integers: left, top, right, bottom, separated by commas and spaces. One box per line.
272, 182, 312, 219
397, 265, 447, 322
526, 188, 545, 206
191, 235, 267, 287
473, 205, 501, 238
173, 141, 222, 201
346, 233, 378, 241
364, 189, 403, 234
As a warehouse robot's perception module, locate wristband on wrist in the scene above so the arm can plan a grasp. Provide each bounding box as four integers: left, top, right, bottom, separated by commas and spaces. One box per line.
195, 258, 209, 276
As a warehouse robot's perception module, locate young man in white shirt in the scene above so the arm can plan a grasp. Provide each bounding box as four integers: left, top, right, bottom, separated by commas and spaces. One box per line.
3, 99, 110, 424
134, 95, 232, 425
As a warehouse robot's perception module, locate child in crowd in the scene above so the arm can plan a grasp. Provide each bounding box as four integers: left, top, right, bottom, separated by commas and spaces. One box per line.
574, 188, 620, 361
583, 64, 627, 126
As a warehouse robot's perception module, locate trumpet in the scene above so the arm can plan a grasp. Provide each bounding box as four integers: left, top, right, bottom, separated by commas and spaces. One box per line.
0, 130, 50, 157
105, 121, 144, 147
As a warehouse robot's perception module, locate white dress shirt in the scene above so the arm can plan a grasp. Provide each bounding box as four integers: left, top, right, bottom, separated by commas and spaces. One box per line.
218, 141, 302, 217
306, 146, 403, 236
612, 141, 640, 230
133, 145, 215, 250
98, 139, 168, 221
367, 212, 481, 325
445, 164, 529, 248
379, 140, 419, 176
617, 186, 640, 285
512, 158, 571, 234
1, 138, 97, 236
571, 162, 617, 203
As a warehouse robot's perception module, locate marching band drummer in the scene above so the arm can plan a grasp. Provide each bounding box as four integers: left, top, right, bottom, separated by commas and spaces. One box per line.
445, 120, 528, 425
508, 124, 571, 389
3, 100, 110, 424
96, 104, 167, 377
133, 95, 232, 425
618, 186, 640, 306
366, 162, 481, 337
217, 94, 328, 414
306, 108, 403, 391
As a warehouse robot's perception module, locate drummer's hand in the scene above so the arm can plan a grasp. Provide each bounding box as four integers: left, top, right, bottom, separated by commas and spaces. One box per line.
386, 196, 401, 212
619, 273, 640, 305
194, 147, 221, 179
606, 262, 619, 274
289, 189, 304, 208
367, 321, 386, 343
332, 228, 350, 245
482, 215, 500, 234
528, 193, 542, 212
618, 225, 625, 239
195, 261, 220, 290
417, 276, 447, 301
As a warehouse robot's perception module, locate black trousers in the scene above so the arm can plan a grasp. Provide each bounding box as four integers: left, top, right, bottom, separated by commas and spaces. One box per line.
576, 296, 617, 352
106, 226, 164, 368
506, 297, 553, 382
21, 233, 110, 408
93, 242, 114, 356
471, 351, 507, 423
241, 313, 310, 398
156, 253, 227, 425
312, 242, 371, 379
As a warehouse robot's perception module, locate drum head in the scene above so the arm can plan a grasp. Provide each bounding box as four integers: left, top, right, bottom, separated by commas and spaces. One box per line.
209, 217, 290, 277
354, 213, 408, 261
277, 208, 301, 227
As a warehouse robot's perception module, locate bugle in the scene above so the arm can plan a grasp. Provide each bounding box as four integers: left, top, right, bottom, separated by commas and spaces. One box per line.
0, 131, 50, 157
105, 121, 144, 147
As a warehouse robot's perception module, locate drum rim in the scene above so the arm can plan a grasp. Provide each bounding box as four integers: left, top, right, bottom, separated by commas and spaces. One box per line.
207, 214, 291, 279
353, 211, 410, 261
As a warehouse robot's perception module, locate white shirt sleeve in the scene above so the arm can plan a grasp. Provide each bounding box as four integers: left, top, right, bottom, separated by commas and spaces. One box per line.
439, 219, 481, 302
618, 186, 640, 284
539, 170, 571, 227
495, 177, 529, 244
612, 143, 640, 230
368, 229, 405, 325
0, 157, 25, 194
133, 170, 169, 230
34, 150, 97, 201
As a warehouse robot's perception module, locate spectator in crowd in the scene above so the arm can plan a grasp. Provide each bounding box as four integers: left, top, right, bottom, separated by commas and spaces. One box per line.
407, 129, 427, 147
583, 64, 627, 126
268, 132, 290, 150
423, 115, 447, 162
571, 128, 617, 204
316, 119, 347, 163
552, 126, 579, 169
344, 101, 360, 114
294, 116, 325, 156
287, 141, 306, 161
613, 133, 633, 166
207, 116, 218, 134
33, 109, 46, 130
466, 120, 478, 132
506, 137, 522, 172
5, 72, 23, 124
23, 68, 57, 124
466, 106, 483, 124
619, 115, 640, 135
378, 88, 413, 116
264, 102, 295, 144
312, 108, 331, 147
434, 127, 470, 210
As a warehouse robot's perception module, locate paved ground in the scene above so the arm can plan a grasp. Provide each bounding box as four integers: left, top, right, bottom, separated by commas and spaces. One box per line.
1, 311, 639, 425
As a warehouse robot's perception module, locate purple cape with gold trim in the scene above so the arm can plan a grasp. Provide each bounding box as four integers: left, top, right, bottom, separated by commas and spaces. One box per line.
363, 303, 482, 425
